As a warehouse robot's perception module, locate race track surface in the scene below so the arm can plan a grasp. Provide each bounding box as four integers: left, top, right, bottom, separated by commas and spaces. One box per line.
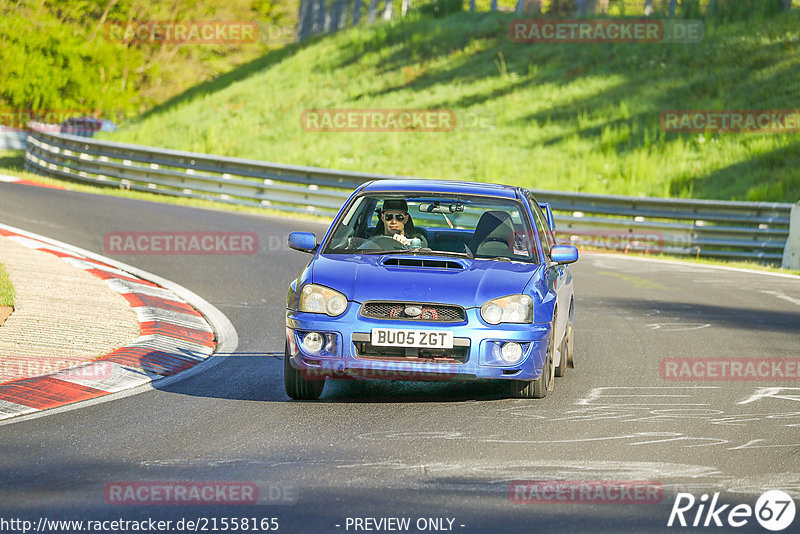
1, 182, 799, 533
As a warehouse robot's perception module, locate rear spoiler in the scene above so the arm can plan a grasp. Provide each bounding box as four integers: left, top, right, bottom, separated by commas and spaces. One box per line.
538, 202, 555, 232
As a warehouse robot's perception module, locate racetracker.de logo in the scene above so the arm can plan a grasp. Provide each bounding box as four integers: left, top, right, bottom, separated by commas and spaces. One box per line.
0, 108, 100, 131
509, 19, 703, 43
510, 480, 663, 504
104, 20, 258, 44
301, 109, 457, 132
0, 360, 113, 382
104, 231, 258, 255
557, 230, 664, 254
661, 358, 800, 381
660, 110, 800, 133
104, 482, 258, 505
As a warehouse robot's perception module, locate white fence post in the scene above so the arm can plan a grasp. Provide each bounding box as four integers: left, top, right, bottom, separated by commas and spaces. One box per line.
782, 202, 800, 269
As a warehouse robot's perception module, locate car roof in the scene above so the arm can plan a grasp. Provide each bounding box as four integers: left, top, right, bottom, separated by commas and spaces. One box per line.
358, 179, 520, 200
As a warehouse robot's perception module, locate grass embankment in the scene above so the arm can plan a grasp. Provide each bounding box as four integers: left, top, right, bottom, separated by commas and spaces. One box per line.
0, 262, 14, 308
1, 0, 297, 116
102, 10, 800, 202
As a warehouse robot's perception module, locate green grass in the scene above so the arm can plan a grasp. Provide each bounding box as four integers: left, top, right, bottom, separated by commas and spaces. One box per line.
100, 10, 800, 203
0, 262, 14, 307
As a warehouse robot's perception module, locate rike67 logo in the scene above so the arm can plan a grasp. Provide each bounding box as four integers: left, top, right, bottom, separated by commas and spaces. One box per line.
667, 491, 796, 531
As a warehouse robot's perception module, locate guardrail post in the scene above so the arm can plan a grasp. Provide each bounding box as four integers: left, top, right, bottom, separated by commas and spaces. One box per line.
782, 202, 800, 269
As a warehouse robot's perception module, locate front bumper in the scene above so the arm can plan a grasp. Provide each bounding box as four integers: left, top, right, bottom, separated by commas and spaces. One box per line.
285, 304, 551, 382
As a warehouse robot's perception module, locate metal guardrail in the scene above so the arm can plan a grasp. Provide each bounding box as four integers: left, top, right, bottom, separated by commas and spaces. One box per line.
0, 129, 28, 151
23, 130, 795, 264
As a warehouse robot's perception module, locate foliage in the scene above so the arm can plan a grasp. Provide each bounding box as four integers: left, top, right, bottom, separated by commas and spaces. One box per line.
0, 0, 297, 118
102, 8, 800, 203
419, 0, 465, 18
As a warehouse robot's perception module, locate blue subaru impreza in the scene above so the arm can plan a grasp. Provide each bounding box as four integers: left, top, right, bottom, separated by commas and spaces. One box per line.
285, 179, 578, 400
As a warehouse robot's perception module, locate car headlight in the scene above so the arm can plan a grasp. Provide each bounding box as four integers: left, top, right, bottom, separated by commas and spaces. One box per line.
299, 284, 347, 316
480, 295, 533, 324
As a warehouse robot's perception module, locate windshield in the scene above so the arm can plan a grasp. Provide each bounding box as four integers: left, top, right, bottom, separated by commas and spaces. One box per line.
323, 193, 538, 263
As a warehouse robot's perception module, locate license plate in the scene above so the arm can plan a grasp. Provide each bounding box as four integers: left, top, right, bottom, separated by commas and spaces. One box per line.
370, 328, 454, 349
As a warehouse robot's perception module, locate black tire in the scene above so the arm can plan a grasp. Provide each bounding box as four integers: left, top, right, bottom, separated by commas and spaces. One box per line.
510, 322, 554, 399
554, 330, 567, 378
566, 303, 575, 369
284, 342, 325, 400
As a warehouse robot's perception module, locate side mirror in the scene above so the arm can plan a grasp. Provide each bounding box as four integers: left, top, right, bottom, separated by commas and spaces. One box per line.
288, 232, 317, 253
550, 244, 578, 264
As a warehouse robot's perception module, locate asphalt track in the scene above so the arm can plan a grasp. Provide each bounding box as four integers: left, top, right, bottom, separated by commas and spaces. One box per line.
1, 182, 799, 534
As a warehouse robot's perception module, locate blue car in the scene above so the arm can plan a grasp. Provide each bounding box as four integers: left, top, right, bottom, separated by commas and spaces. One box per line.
285, 179, 578, 400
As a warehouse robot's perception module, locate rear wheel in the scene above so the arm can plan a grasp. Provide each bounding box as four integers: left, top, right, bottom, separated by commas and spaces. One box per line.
284, 342, 325, 400
510, 321, 554, 399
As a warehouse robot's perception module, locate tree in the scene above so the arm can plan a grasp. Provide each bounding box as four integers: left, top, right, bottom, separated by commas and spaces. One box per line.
368, 0, 380, 22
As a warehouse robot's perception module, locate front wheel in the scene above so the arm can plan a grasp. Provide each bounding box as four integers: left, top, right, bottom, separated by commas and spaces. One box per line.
566, 312, 575, 369
284, 342, 325, 400
554, 331, 567, 377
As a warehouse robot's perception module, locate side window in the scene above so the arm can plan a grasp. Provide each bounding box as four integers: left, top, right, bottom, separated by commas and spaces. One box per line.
528, 195, 556, 257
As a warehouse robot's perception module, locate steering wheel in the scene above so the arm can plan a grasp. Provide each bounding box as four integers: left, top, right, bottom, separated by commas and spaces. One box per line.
357, 234, 407, 251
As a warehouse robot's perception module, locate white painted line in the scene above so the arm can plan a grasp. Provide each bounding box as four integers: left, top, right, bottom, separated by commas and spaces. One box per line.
759, 290, 800, 307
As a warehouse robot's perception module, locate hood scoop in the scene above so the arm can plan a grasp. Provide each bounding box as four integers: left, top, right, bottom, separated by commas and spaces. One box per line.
381, 257, 464, 270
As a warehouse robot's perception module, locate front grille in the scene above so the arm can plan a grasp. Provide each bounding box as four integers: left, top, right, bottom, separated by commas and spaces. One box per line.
353, 343, 468, 363
351, 333, 470, 363
361, 302, 466, 323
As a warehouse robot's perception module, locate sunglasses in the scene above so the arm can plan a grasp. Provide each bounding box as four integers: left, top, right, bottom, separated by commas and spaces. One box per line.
382, 212, 406, 222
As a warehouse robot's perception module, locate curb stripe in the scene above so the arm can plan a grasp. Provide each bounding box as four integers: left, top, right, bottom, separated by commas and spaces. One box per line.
103, 279, 189, 301
139, 322, 216, 347
127, 334, 214, 357
50, 362, 153, 393
121, 293, 200, 316
100, 347, 199, 376
0, 228, 218, 420
133, 308, 212, 331
87, 269, 160, 288
0, 174, 66, 189
0, 400, 38, 418
0, 377, 108, 409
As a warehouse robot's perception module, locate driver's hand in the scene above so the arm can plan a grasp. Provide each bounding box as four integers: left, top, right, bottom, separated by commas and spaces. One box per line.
392, 233, 411, 246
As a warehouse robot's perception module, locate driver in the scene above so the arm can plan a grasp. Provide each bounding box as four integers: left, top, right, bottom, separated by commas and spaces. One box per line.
376, 199, 427, 248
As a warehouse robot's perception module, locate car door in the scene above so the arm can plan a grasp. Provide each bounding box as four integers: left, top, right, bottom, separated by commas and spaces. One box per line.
527, 193, 570, 346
